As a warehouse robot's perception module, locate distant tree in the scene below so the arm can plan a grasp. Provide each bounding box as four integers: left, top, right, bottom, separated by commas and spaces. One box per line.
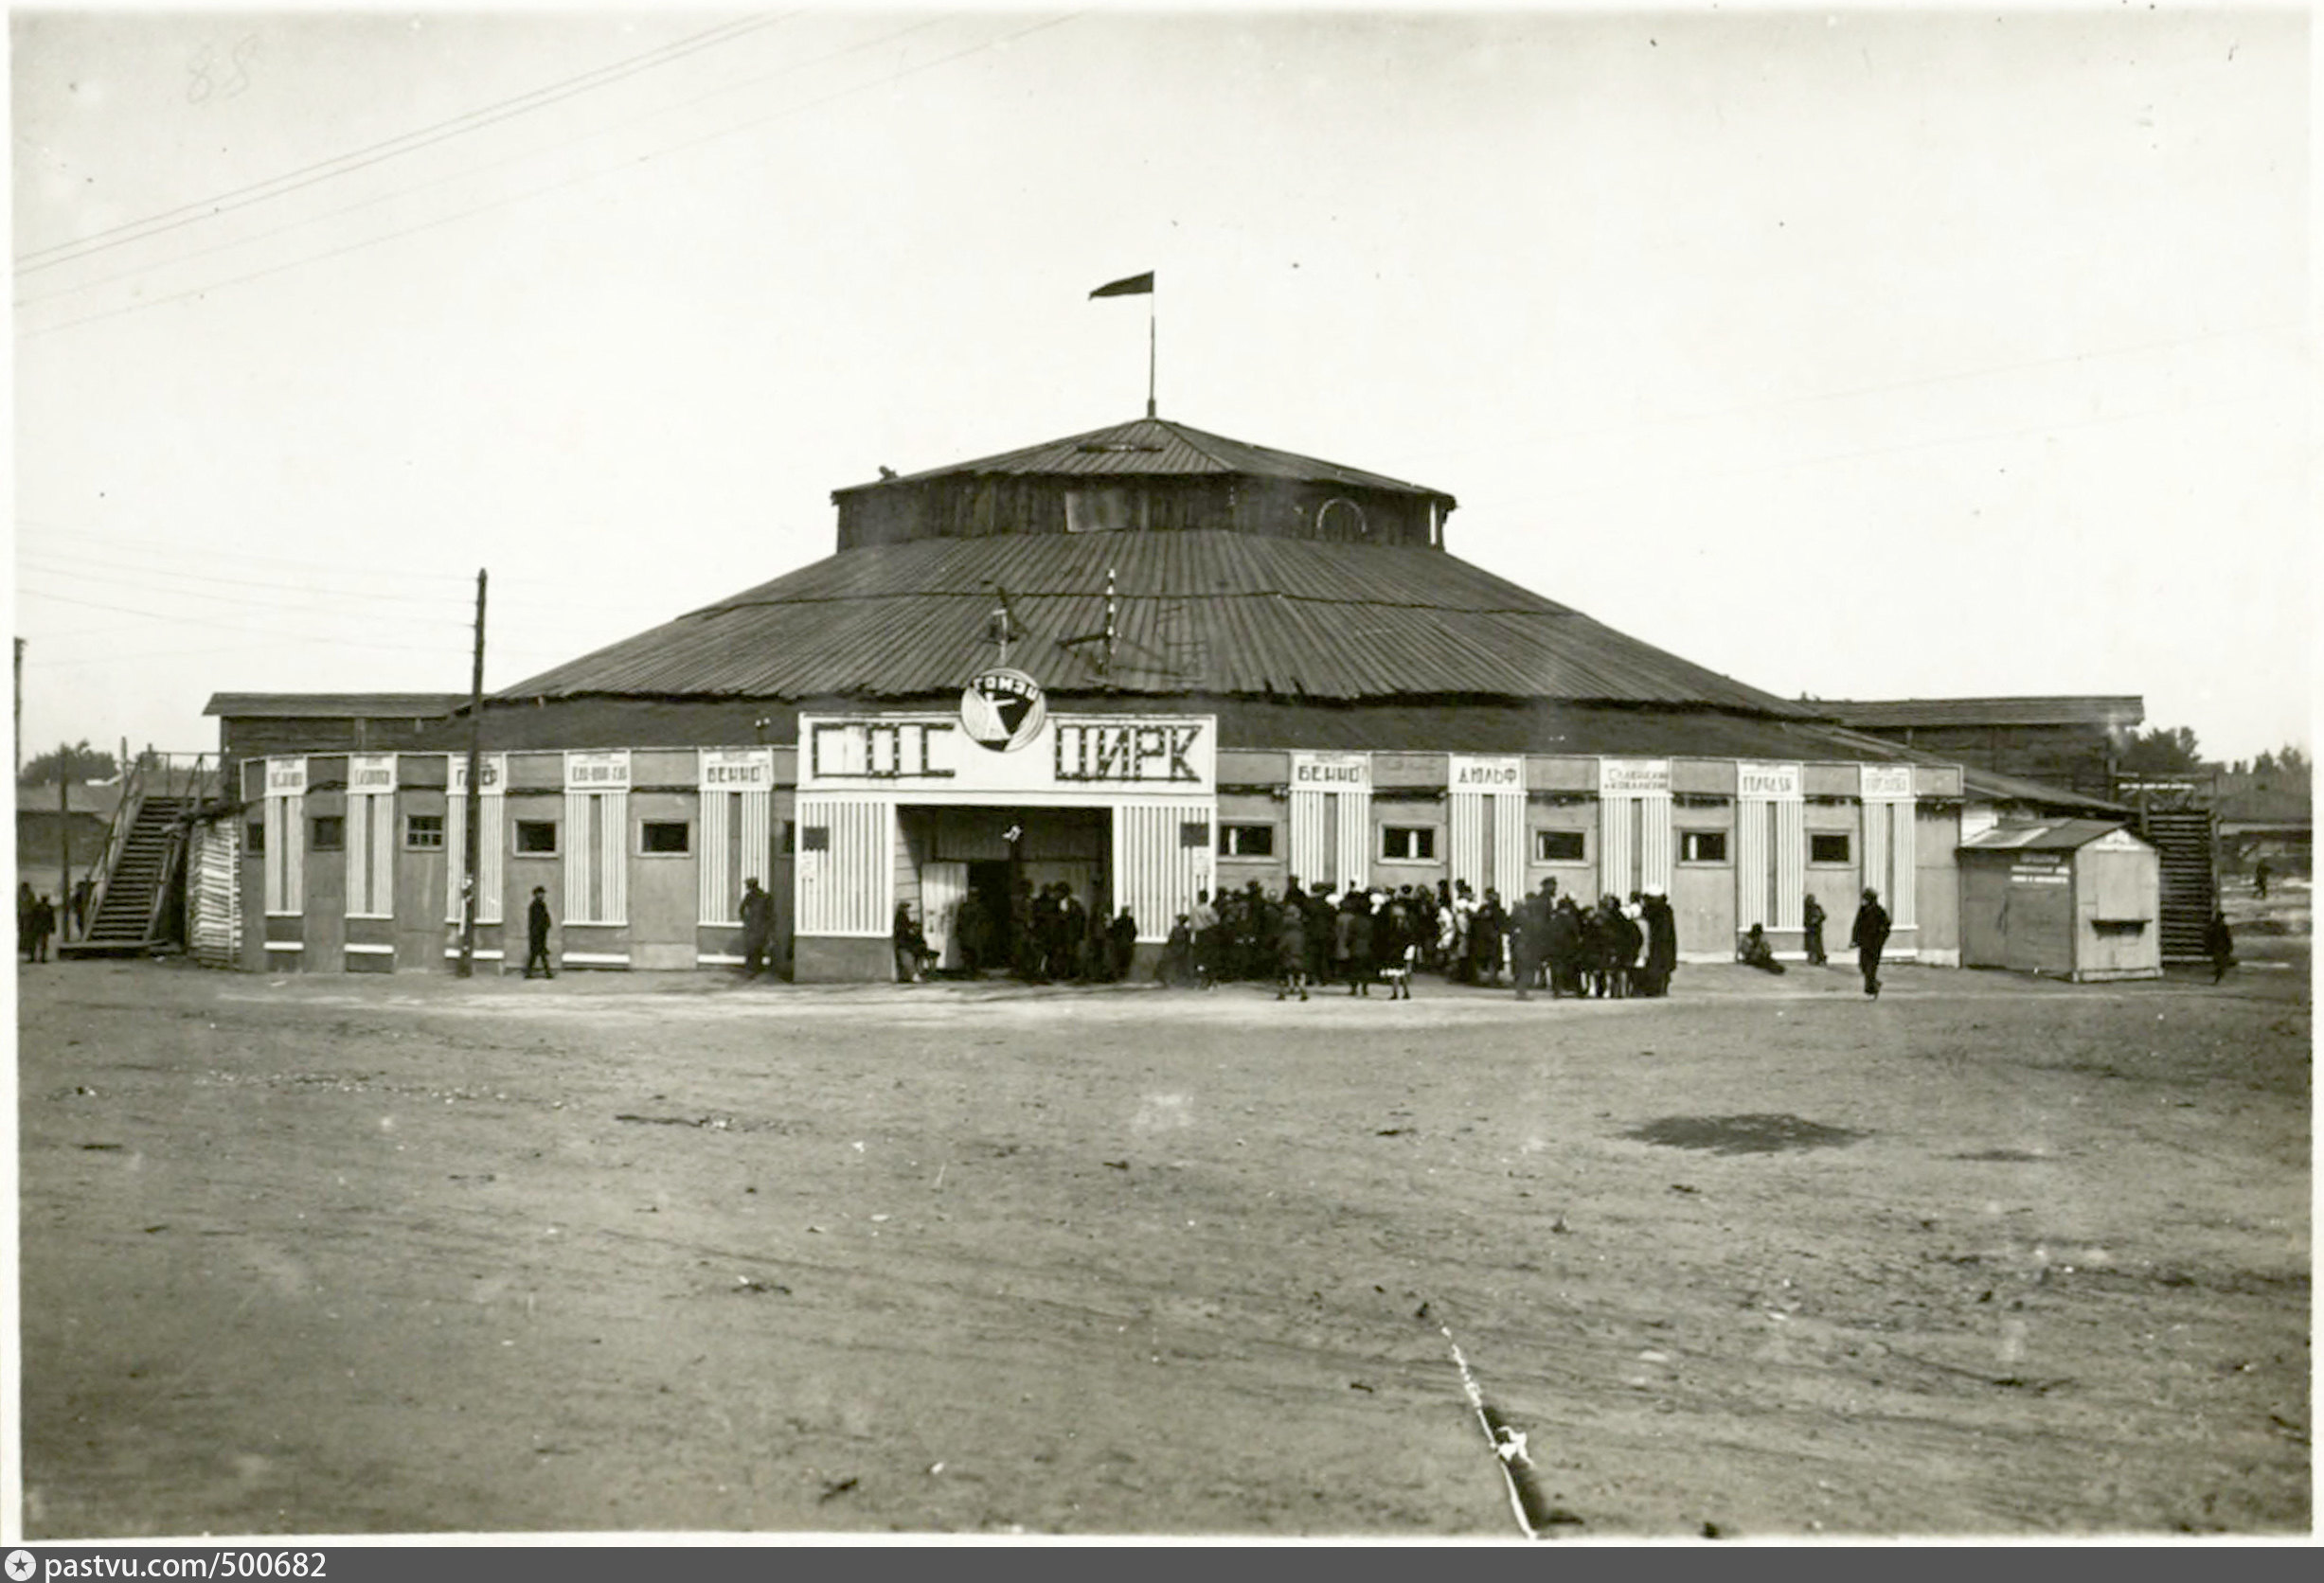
20, 740, 117, 783
2118, 725, 2203, 777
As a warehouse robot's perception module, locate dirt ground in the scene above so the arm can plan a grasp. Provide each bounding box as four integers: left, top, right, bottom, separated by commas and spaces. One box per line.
13, 944, 2311, 1539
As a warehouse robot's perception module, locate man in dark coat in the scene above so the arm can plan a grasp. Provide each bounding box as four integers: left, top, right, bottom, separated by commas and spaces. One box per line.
1850, 887, 1891, 999
1545, 896, 1583, 996
1472, 888, 1509, 987
2205, 909, 2235, 983
524, 886, 555, 978
739, 876, 774, 978
1640, 890, 1678, 996
1801, 894, 1829, 966
1107, 906, 1138, 982
1510, 881, 1554, 1000
27, 894, 55, 962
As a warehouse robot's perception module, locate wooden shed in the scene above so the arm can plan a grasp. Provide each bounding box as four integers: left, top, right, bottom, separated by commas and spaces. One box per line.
1958, 820, 2160, 981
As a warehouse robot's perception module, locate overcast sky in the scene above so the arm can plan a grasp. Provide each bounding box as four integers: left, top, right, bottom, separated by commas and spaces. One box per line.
10, 3, 2313, 773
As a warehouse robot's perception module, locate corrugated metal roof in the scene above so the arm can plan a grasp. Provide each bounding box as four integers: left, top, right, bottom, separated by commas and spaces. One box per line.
1830, 696, 2145, 730
498, 532, 1812, 717
1960, 819, 2141, 852
206, 692, 463, 720
832, 417, 1455, 502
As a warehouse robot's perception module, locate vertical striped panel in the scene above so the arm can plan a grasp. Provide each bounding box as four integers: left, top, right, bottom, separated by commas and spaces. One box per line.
700, 790, 732, 924
1639, 792, 1672, 896
478, 789, 504, 923
345, 794, 367, 916
1736, 798, 1769, 929
1890, 800, 1917, 928
444, 791, 466, 923
349, 793, 392, 918
265, 796, 286, 915
565, 792, 591, 921
1113, 801, 1211, 942
1289, 790, 1327, 884
741, 791, 770, 896
1774, 799, 1805, 930
191, 821, 240, 968
1492, 793, 1526, 901
1862, 801, 1889, 906
1600, 797, 1632, 901
796, 798, 891, 935
600, 791, 627, 923
1336, 789, 1370, 891
1449, 792, 1487, 893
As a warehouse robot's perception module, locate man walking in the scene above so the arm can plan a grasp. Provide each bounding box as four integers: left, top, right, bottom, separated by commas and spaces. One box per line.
1850, 887, 1891, 999
2205, 908, 2235, 984
739, 876, 774, 978
525, 885, 555, 979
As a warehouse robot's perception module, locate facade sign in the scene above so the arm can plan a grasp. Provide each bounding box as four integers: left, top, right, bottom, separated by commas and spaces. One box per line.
1290, 752, 1371, 792
2011, 854, 2070, 885
265, 757, 308, 796
799, 714, 1214, 797
563, 750, 632, 792
699, 747, 776, 792
449, 754, 507, 794
1861, 765, 1915, 799
1599, 758, 1671, 796
349, 754, 398, 793
1737, 761, 1801, 798
960, 667, 1047, 753
1447, 754, 1523, 792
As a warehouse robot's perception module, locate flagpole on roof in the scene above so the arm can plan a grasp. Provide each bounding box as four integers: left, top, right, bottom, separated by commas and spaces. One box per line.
1088, 271, 1157, 418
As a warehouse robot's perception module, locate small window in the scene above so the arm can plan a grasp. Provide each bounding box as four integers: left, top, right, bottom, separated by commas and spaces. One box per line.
247, 821, 265, 856
1180, 821, 1211, 849
1534, 829, 1585, 863
1810, 832, 1852, 864
1680, 830, 1727, 863
515, 820, 558, 855
404, 813, 445, 850
800, 825, 831, 853
640, 820, 690, 855
309, 815, 345, 852
780, 820, 796, 856
1218, 823, 1275, 858
1381, 826, 1437, 861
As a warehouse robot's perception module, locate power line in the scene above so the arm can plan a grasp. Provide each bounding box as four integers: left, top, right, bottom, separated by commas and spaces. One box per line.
14, 13, 797, 273
16, 585, 471, 652
17, 14, 947, 314
15, 548, 483, 611
20, 13, 1081, 341
13, 521, 479, 582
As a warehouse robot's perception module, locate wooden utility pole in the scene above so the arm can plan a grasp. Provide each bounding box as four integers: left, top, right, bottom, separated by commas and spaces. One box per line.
456, 569, 487, 980
58, 745, 71, 926
12, 638, 23, 778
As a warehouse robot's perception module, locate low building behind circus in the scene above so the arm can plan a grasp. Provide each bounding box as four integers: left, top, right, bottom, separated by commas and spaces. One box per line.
202, 412, 1974, 980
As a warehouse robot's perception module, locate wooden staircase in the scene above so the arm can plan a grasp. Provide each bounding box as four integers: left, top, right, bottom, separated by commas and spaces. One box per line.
59, 753, 221, 959
2141, 809, 2217, 962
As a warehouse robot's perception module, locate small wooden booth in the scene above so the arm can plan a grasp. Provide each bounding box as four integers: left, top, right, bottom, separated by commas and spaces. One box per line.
1958, 820, 2160, 981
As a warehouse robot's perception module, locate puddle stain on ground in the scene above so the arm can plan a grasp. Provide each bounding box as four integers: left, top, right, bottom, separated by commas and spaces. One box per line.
1627, 1113, 1867, 1155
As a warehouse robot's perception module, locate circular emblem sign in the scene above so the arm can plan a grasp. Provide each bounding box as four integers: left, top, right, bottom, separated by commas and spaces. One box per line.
960, 667, 1046, 752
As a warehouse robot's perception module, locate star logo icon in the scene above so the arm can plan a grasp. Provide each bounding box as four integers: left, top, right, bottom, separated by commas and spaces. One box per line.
7, 1549, 38, 1582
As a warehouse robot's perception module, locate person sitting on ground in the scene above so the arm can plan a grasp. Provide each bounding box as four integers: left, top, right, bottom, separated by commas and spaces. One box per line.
1738, 922, 1787, 974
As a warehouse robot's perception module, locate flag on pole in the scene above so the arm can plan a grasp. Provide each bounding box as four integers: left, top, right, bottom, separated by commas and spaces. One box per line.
1089, 271, 1154, 299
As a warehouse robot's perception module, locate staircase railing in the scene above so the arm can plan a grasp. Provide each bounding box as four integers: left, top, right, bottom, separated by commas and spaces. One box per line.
77, 756, 151, 941
75, 751, 219, 944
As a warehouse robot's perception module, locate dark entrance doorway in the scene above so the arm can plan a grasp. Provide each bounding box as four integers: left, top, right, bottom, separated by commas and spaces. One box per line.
965, 859, 1013, 974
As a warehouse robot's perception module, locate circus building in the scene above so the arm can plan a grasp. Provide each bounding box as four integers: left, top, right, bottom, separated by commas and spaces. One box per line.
203, 413, 1967, 980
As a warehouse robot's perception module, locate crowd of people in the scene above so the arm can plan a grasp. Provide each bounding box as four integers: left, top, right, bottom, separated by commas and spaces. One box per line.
879, 874, 1907, 1001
